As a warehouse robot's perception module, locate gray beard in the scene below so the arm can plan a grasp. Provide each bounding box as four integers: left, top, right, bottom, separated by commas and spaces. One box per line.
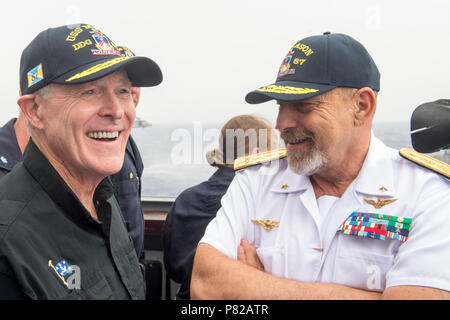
286, 143, 328, 176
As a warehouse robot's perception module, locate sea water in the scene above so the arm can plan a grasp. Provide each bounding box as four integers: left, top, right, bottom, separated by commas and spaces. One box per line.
132, 122, 447, 198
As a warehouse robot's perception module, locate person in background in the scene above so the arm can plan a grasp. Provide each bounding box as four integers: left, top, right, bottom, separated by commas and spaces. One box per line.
0, 23, 162, 299
0, 112, 28, 177
109, 46, 146, 259
163, 114, 278, 299
0, 47, 146, 259
191, 32, 450, 299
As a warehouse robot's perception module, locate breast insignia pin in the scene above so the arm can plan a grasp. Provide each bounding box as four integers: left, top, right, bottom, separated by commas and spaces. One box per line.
364, 197, 398, 209
251, 219, 280, 231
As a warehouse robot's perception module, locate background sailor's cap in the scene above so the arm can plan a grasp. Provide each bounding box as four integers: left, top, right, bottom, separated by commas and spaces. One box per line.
410, 99, 450, 153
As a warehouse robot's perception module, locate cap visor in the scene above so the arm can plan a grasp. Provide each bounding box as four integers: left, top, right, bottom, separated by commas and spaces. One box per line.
53, 56, 162, 87
245, 81, 336, 104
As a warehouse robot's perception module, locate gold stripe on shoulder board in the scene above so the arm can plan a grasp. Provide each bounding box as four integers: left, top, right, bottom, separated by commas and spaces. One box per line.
234, 148, 287, 170
399, 148, 450, 179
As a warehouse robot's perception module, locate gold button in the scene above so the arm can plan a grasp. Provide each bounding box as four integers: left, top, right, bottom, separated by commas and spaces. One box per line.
397, 217, 404, 223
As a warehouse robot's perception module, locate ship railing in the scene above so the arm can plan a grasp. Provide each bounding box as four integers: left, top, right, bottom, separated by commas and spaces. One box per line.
141, 196, 176, 300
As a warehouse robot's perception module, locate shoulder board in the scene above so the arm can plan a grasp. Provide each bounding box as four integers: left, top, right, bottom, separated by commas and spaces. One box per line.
399, 148, 450, 179
234, 148, 287, 170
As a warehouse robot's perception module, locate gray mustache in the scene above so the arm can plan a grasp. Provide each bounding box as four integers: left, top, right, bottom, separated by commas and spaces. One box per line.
280, 128, 313, 143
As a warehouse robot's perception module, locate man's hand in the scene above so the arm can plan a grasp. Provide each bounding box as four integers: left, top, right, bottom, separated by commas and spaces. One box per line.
237, 238, 264, 271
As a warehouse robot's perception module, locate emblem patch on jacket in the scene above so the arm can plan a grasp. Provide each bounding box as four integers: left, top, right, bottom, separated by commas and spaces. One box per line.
48, 259, 79, 288
339, 212, 411, 242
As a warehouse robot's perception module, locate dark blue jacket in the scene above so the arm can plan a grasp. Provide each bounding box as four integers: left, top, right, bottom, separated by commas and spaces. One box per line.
0, 118, 145, 258
163, 166, 235, 299
0, 119, 22, 178
109, 135, 145, 258
0, 139, 145, 299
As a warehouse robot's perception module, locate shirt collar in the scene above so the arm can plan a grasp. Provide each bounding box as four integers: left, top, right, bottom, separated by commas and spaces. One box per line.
23, 138, 114, 226
0, 118, 23, 171
353, 132, 396, 197
271, 158, 312, 193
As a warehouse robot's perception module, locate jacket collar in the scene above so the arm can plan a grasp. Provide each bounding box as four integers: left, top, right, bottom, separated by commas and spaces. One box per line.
23, 139, 114, 227
353, 133, 396, 198
270, 158, 312, 193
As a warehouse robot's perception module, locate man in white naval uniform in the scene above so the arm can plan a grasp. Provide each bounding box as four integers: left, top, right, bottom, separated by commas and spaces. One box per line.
191, 32, 450, 299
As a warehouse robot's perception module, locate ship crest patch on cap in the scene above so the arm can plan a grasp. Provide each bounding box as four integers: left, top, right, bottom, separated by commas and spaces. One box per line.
27, 64, 44, 88
277, 42, 314, 79
92, 30, 113, 50
278, 54, 295, 77
90, 29, 121, 56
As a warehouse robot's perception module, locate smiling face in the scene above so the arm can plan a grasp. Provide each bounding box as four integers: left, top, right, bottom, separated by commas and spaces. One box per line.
33, 69, 136, 181
276, 88, 358, 176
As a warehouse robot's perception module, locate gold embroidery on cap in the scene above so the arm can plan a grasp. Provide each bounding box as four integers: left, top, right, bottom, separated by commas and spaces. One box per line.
256, 85, 319, 95
65, 56, 132, 82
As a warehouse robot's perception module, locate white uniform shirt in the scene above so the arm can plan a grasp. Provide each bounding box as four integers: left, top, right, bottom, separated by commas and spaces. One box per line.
199, 135, 450, 292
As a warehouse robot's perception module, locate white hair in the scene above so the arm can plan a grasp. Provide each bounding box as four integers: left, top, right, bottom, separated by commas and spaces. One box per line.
26, 84, 54, 135
34, 84, 54, 100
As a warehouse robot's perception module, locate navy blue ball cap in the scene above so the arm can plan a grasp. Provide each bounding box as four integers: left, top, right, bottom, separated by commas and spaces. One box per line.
20, 23, 162, 95
245, 32, 380, 104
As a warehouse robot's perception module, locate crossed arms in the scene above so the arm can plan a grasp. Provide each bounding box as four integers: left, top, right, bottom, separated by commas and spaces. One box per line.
190, 240, 450, 300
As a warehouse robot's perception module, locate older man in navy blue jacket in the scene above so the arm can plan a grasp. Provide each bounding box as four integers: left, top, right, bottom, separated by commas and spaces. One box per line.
0, 109, 145, 259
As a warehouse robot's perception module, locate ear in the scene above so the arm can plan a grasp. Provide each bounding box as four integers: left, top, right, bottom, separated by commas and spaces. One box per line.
353, 87, 377, 126
17, 94, 45, 131
131, 87, 141, 107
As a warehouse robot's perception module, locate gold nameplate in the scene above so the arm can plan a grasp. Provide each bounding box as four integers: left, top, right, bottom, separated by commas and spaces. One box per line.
400, 148, 450, 179
251, 219, 280, 231
234, 148, 287, 170
364, 198, 398, 209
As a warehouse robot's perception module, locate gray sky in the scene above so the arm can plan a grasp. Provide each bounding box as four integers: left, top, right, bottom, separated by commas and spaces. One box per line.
1, 0, 449, 126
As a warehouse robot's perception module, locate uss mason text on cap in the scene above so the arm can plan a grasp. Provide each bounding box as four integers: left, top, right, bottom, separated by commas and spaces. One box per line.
245, 32, 380, 104
20, 23, 162, 95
